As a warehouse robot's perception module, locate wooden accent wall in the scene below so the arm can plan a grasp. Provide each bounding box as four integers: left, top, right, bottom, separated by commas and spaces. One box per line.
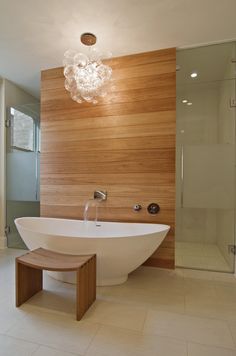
40, 48, 176, 268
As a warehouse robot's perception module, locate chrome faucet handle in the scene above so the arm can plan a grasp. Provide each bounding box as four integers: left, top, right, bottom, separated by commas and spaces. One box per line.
94, 190, 107, 201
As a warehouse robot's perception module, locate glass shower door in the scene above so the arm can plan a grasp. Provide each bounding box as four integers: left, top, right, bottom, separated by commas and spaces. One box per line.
176, 42, 236, 272
6, 104, 40, 249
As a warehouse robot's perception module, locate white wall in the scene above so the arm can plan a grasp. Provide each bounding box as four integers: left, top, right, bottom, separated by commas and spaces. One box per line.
0, 79, 38, 248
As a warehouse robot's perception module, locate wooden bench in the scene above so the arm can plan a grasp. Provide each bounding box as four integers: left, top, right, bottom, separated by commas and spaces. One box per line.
15, 248, 96, 320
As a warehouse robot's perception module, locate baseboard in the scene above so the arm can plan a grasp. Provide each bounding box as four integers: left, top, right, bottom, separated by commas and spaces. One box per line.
0, 235, 7, 249
143, 257, 175, 269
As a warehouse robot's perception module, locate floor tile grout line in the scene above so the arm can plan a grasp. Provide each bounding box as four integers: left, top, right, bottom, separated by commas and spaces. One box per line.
83, 322, 103, 355
1, 331, 41, 347
89, 321, 190, 347
140, 306, 148, 333
2, 249, 236, 355
31, 344, 81, 356
143, 326, 235, 350
187, 340, 236, 352
30, 344, 41, 356
2, 329, 85, 356
3, 316, 27, 335
0, 332, 41, 353
226, 320, 236, 350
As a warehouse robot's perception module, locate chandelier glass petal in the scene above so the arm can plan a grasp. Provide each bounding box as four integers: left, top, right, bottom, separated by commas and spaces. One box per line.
63, 46, 112, 104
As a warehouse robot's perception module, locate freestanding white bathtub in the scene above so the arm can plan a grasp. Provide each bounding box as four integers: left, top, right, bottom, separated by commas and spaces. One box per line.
15, 217, 170, 286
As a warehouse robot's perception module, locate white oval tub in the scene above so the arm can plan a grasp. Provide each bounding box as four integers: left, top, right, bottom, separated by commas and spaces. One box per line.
15, 217, 170, 286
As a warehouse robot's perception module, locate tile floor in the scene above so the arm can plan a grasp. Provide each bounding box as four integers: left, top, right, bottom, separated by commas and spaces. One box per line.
175, 242, 231, 272
1, 248, 236, 355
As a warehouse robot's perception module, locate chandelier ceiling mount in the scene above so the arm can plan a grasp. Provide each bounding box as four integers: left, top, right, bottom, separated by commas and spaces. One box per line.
80, 33, 97, 46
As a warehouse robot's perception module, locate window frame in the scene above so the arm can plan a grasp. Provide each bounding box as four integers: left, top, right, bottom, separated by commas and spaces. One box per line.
10, 108, 36, 152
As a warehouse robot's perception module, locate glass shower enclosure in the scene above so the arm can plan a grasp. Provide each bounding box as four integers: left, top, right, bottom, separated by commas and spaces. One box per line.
176, 41, 236, 272
5, 103, 40, 248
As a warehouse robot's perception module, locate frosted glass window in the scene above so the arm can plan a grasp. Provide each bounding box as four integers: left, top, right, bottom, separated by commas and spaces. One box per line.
11, 109, 34, 151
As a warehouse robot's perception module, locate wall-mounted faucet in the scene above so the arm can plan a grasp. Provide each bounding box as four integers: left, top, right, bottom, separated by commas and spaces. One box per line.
94, 190, 107, 201
84, 191, 107, 225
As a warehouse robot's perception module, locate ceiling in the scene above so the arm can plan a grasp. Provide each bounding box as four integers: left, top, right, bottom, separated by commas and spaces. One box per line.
1, 0, 236, 98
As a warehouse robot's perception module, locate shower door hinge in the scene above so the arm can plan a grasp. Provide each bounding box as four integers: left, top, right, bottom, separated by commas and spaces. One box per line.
228, 244, 236, 255
230, 98, 236, 108
5, 118, 11, 128
4, 225, 10, 236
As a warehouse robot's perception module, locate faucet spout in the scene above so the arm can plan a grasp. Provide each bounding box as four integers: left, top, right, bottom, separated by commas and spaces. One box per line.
83, 198, 103, 226
84, 191, 107, 225
83, 199, 94, 223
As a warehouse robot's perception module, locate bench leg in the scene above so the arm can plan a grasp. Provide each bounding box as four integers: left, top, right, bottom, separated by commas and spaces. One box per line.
16, 261, 42, 307
88, 255, 96, 306
76, 256, 96, 321
76, 262, 88, 320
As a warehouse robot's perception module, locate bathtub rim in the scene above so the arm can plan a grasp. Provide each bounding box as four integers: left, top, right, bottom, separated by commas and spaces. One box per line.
15, 216, 170, 239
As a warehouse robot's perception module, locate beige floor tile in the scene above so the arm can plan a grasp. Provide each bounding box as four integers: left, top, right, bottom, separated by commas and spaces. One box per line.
185, 297, 236, 323
187, 342, 236, 356
86, 324, 187, 356
43, 271, 73, 290
143, 309, 235, 349
184, 279, 216, 297
207, 257, 230, 272
203, 244, 223, 257
212, 272, 236, 283
0, 299, 28, 333
25, 288, 76, 316
0, 334, 38, 356
126, 275, 186, 297
1, 248, 236, 355
182, 268, 214, 280
214, 285, 236, 304
33, 345, 80, 356
175, 242, 232, 272
229, 322, 236, 347
181, 256, 208, 269
83, 300, 147, 331
6, 308, 100, 355
99, 285, 185, 313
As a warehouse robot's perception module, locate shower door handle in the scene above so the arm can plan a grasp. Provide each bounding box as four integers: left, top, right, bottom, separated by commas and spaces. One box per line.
180, 145, 184, 208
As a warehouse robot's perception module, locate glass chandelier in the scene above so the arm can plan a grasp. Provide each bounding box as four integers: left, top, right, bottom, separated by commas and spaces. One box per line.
63, 33, 112, 104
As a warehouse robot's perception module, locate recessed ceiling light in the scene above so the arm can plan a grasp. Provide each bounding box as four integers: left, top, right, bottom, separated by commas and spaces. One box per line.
190, 72, 198, 78
187, 102, 193, 106
182, 99, 188, 103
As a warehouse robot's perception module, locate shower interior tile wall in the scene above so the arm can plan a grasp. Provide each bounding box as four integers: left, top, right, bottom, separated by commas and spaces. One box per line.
176, 43, 236, 271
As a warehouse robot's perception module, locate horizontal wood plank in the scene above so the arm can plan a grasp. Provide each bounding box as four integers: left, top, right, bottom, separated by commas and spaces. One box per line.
40, 48, 176, 269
